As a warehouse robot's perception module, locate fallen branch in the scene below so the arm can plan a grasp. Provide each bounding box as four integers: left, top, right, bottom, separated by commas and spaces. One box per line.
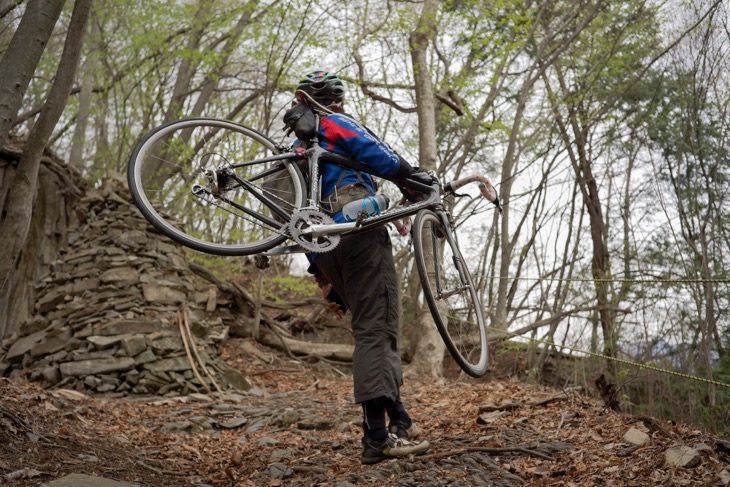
136, 460, 189, 476
479, 396, 567, 412
248, 367, 302, 376
259, 324, 354, 362
262, 323, 349, 378
466, 446, 555, 461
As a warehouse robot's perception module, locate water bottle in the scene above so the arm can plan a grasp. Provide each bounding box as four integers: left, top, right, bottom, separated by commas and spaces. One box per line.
341, 194, 389, 222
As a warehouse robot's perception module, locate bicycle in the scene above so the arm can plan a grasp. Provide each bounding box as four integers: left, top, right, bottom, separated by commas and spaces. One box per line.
127, 117, 502, 377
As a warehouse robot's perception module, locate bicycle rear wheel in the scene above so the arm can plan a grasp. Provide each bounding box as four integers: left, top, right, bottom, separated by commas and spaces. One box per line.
412, 209, 488, 377
127, 118, 306, 255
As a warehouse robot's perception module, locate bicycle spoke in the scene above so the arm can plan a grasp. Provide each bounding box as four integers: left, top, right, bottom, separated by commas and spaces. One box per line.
413, 210, 488, 377
128, 118, 305, 255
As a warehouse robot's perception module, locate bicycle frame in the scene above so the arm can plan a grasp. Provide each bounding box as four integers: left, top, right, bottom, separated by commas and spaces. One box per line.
232, 143, 446, 255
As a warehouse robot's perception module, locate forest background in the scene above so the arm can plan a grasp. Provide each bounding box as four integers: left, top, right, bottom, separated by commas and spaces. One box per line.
0, 0, 728, 434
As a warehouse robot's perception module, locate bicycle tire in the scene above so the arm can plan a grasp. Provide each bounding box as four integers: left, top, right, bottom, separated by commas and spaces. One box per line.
127, 118, 306, 255
412, 209, 488, 377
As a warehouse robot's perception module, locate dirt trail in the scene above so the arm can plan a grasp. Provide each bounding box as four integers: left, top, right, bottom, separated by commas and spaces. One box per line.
1, 338, 727, 486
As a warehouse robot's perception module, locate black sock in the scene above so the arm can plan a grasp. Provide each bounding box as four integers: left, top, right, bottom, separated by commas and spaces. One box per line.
385, 395, 412, 427
362, 398, 388, 442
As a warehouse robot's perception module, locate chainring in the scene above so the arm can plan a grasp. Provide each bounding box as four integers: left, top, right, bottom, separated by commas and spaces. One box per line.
288, 209, 341, 252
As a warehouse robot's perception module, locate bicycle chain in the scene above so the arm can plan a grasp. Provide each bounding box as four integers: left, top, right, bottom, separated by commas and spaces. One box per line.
191, 179, 299, 240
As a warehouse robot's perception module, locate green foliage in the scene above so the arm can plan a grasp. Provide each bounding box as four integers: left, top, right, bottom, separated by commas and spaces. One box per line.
262, 274, 318, 303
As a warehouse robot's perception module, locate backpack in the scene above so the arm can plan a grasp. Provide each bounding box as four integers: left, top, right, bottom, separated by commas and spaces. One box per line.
283, 102, 317, 142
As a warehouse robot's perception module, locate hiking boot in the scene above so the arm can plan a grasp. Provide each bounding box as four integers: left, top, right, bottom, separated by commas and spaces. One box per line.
361, 433, 430, 465
388, 420, 424, 440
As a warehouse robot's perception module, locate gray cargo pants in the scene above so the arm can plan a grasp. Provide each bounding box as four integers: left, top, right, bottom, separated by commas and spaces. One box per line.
314, 226, 403, 403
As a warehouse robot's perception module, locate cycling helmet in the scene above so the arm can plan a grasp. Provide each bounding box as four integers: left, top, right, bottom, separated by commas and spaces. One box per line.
296, 71, 345, 108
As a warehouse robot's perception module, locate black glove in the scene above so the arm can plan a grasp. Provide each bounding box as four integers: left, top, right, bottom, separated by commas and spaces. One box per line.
326, 286, 347, 314
397, 169, 436, 203
409, 170, 436, 186
283, 102, 317, 141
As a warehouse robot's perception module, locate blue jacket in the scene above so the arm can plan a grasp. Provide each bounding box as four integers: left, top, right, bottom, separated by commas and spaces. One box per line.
305, 113, 400, 274
318, 114, 401, 223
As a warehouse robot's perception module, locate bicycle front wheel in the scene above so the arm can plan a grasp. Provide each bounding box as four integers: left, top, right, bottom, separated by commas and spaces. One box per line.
127, 118, 306, 255
413, 210, 488, 377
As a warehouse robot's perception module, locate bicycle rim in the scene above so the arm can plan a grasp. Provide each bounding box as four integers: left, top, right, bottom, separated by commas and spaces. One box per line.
413, 210, 488, 377
127, 118, 305, 255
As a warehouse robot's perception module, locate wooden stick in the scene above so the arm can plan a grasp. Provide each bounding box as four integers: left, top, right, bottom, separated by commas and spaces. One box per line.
177, 308, 212, 395
183, 305, 224, 397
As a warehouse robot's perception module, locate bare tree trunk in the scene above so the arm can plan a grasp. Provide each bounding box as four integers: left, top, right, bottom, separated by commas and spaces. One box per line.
0, 0, 91, 292
69, 10, 98, 168
163, 0, 212, 121
0, 0, 65, 150
189, 3, 257, 117
406, 0, 446, 379
0, 0, 23, 19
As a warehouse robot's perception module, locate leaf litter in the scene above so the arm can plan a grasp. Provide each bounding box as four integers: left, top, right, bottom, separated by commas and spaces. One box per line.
0, 337, 728, 486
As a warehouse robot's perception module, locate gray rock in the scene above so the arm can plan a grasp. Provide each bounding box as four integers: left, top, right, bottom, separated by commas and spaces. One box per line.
41, 473, 138, 487
270, 449, 294, 460
31, 330, 71, 358
623, 427, 651, 446
121, 335, 146, 357
18, 316, 50, 335
218, 417, 248, 429
6, 329, 47, 363
245, 418, 268, 433
36, 289, 69, 313
218, 367, 252, 392
41, 366, 61, 385
719, 470, 730, 486
160, 421, 193, 432
258, 437, 279, 446
99, 267, 139, 283
189, 393, 213, 402
150, 336, 184, 353
134, 349, 157, 365
117, 230, 148, 249
272, 408, 299, 427
87, 334, 130, 350
268, 462, 293, 480
60, 357, 136, 377
98, 319, 160, 336
142, 356, 191, 372
142, 284, 186, 304
72, 278, 100, 294
665, 445, 701, 468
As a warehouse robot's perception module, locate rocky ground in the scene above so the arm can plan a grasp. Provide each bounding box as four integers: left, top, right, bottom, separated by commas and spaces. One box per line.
1, 338, 729, 486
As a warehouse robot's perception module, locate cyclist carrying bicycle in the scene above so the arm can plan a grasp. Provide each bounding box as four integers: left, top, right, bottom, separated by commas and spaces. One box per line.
284, 70, 432, 464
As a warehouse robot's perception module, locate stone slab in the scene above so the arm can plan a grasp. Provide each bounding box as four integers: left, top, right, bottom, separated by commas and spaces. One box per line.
99, 266, 139, 283
142, 356, 191, 372
98, 320, 159, 336
142, 284, 186, 304
6, 329, 47, 363
87, 334, 131, 350
41, 473, 138, 487
60, 357, 136, 377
